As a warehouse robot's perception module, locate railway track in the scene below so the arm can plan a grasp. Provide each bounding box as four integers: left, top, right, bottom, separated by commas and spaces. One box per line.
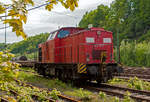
0, 97, 9, 102
115, 76, 150, 82
16, 63, 150, 101
15, 61, 37, 67
115, 73, 150, 79
14, 79, 81, 102
123, 67, 150, 75
114, 73, 150, 82
85, 83, 150, 102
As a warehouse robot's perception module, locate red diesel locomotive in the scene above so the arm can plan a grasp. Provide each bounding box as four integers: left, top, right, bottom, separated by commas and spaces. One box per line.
35, 27, 122, 83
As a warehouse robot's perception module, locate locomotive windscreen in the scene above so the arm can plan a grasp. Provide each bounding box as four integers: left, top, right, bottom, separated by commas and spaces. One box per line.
47, 31, 57, 40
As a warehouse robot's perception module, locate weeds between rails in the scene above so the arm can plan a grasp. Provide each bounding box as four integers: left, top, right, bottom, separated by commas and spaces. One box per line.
14, 79, 81, 102
1, 69, 80, 102
114, 76, 150, 82
115, 73, 150, 79
83, 83, 150, 102
0, 82, 55, 102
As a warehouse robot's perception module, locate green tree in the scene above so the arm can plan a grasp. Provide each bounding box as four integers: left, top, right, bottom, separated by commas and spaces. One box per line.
79, 0, 150, 42
7, 33, 49, 54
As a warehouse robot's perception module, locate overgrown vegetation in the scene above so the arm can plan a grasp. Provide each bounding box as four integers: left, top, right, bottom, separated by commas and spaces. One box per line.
114, 41, 150, 67
108, 77, 150, 91
99, 91, 134, 102
18, 70, 94, 100
0, 52, 138, 101
0, 51, 19, 82
0, 52, 61, 101
0, 81, 61, 101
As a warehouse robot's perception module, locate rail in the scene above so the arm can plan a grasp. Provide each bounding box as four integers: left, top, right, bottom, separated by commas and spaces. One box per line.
85, 83, 150, 101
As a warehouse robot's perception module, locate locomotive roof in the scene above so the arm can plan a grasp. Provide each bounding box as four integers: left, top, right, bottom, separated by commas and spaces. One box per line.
49, 27, 84, 33
49, 27, 112, 34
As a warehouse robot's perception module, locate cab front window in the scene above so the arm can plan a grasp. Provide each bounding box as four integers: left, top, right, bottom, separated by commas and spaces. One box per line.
47, 31, 57, 40
57, 30, 70, 38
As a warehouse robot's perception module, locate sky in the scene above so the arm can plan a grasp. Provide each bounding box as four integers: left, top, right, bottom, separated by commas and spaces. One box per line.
0, 0, 113, 43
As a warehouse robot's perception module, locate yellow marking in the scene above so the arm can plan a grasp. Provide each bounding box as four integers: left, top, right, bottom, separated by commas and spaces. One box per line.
80, 67, 87, 73
78, 64, 81, 73
79, 67, 86, 72
80, 64, 86, 70
79, 63, 84, 67
78, 63, 87, 73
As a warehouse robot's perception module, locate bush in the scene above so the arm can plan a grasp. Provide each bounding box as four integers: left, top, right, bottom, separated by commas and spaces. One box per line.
114, 41, 150, 67
0, 51, 20, 82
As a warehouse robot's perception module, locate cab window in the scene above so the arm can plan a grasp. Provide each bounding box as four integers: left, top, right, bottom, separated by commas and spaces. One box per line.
57, 30, 70, 38
47, 31, 57, 40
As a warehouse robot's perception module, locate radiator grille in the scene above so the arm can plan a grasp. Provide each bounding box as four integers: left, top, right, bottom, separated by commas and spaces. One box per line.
92, 50, 106, 61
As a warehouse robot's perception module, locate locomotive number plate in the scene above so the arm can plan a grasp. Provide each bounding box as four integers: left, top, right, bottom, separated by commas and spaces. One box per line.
86, 37, 95, 43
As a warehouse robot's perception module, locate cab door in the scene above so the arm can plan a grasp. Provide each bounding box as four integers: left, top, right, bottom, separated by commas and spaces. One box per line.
47, 31, 57, 63
55, 29, 71, 63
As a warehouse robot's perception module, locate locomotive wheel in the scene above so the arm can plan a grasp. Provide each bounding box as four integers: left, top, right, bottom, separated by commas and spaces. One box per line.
56, 69, 62, 80
102, 66, 112, 82
106, 66, 113, 80
39, 68, 46, 76
97, 66, 113, 83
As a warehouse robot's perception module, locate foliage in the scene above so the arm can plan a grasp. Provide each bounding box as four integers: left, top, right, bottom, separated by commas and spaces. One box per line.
0, 0, 79, 39
0, 55, 61, 101
123, 91, 134, 102
128, 77, 150, 91
98, 91, 134, 102
3, 33, 49, 58
0, 81, 61, 101
108, 77, 150, 91
79, 0, 150, 43
74, 88, 92, 100
0, 51, 20, 82
49, 88, 61, 100
114, 41, 150, 67
0, 33, 49, 60
0, 43, 7, 51
99, 91, 106, 101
